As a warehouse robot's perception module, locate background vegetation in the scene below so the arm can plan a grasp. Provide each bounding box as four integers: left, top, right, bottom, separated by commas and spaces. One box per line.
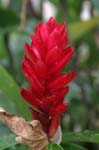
0, 0, 99, 149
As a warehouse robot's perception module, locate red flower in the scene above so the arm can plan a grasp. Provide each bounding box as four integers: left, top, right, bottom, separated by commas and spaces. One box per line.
20, 17, 76, 138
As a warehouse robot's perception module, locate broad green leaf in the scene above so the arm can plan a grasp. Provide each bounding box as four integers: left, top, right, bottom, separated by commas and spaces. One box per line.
62, 130, 99, 143
13, 144, 28, 150
0, 94, 16, 114
0, 134, 17, 149
0, 141, 28, 150
46, 144, 64, 150
69, 16, 99, 41
0, 8, 19, 28
0, 65, 30, 119
0, 8, 19, 34
63, 143, 86, 150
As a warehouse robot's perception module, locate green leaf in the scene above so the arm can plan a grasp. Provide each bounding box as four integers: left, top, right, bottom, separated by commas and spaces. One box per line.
92, 0, 99, 10
0, 8, 19, 33
67, 82, 81, 100
63, 143, 86, 150
0, 94, 16, 115
0, 65, 30, 119
69, 16, 99, 41
46, 143, 64, 150
0, 134, 17, 149
62, 130, 99, 143
12, 144, 28, 150
0, 36, 7, 58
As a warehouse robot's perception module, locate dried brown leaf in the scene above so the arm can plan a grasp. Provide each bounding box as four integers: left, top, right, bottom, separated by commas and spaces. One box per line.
0, 108, 48, 150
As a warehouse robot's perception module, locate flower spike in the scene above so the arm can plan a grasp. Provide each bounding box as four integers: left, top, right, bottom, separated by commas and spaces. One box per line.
21, 17, 76, 138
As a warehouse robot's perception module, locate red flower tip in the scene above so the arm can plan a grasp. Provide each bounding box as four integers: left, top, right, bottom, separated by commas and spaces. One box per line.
21, 17, 76, 138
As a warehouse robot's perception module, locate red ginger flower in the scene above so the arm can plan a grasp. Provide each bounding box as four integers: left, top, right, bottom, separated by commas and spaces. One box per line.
21, 17, 76, 138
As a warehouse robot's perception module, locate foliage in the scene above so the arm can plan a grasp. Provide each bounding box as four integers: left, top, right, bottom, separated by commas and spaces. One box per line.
0, 0, 99, 149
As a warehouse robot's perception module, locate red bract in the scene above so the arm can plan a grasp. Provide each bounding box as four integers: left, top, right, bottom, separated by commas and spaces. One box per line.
20, 17, 76, 138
